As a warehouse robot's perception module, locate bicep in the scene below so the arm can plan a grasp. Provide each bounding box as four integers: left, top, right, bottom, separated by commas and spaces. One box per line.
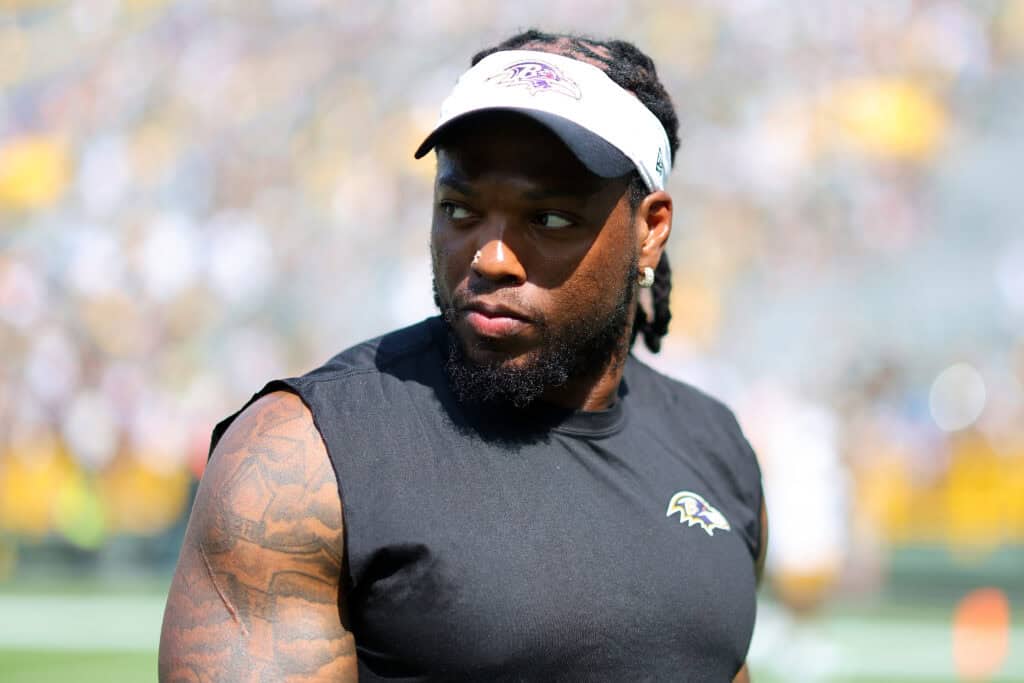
159, 392, 357, 682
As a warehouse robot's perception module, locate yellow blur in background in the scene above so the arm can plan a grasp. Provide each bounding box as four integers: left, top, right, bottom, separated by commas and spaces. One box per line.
1, 1, 1023, 681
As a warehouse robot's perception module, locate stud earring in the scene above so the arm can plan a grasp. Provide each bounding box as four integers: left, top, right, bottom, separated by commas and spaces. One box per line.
638, 266, 655, 288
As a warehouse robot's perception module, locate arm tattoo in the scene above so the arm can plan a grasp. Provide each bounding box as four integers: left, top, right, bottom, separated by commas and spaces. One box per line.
159, 393, 357, 682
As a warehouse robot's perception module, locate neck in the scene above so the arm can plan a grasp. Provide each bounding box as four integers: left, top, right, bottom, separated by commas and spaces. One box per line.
541, 299, 640, 412
540, 335, 631, 412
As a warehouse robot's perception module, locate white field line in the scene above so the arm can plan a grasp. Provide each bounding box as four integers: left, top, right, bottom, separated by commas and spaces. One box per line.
0, 594, 1022, 682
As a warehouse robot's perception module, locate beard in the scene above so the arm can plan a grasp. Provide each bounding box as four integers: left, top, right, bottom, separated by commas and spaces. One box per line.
433, 259, 638, 410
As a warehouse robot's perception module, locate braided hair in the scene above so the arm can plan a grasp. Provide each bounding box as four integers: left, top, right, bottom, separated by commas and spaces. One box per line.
472, 30, 679, 353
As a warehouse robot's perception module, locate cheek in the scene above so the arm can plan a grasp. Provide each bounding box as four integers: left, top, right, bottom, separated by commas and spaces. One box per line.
517, 235, 598, 291
553, 232, 636, 311
430, 221, 472, 289
560, 267, 614, 314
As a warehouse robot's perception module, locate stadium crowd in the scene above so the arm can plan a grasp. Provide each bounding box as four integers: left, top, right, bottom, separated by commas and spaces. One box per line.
1, 0, 1023, 595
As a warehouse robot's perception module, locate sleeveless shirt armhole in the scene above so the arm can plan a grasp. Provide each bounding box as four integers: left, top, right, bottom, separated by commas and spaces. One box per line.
636, 358, 766, 567
205, 378, 355, 591
208, 379, 300, 458
689, 393, 765, 566
724, 407, 765, 566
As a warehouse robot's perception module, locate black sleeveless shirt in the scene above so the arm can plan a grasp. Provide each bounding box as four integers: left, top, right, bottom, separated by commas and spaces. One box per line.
211, 317, 763, 682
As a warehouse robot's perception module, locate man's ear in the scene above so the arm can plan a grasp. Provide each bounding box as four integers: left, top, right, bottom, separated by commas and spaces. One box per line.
636, 190, 673, 271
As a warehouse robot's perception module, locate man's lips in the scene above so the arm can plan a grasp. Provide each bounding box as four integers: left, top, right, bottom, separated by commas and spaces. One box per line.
459, 302, 533, 337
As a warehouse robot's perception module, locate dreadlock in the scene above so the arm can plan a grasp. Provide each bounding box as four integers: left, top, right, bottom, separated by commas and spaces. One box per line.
472, 30, 679, 353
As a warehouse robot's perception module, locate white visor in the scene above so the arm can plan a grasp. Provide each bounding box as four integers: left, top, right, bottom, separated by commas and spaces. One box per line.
415, 50, 672, 192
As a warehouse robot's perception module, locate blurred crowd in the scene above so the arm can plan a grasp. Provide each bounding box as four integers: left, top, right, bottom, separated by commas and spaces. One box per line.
1, 0, 1023, 590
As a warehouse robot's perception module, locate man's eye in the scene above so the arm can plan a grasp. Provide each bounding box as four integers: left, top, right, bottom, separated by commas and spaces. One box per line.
535, 213, 574, 229
440, 202, 473, 220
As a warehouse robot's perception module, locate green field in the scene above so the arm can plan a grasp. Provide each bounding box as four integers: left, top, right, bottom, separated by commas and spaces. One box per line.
0, 650, 156, 683
0, 588, 1020, 682
0, 649, 982, 683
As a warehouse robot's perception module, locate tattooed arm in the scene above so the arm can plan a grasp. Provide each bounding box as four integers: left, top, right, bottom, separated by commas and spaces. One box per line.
159, 392, 357, 682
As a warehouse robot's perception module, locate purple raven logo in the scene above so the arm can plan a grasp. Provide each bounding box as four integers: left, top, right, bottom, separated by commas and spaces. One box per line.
487, 60, 583, 99
666, 491, 731, 536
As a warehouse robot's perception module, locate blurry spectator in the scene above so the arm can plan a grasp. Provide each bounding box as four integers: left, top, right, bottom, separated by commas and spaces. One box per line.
0, 1, 1022, 590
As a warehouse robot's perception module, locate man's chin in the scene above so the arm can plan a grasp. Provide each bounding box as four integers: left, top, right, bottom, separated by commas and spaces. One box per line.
437, 288, 632, 410
444, 330, 566, 409
461, 341, 533, 366
454, 342, 548, 383
452, 326, 536, 365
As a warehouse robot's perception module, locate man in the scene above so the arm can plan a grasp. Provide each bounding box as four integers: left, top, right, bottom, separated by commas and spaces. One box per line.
160, 30, 766, 682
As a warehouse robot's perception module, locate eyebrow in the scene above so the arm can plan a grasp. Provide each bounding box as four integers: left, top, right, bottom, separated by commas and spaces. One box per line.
436, 173, 477, 197
437, 172, 600, 201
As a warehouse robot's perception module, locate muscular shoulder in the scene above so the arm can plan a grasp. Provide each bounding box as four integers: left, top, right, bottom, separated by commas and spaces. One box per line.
160, 391, 354, 681
202, 391, 343, 564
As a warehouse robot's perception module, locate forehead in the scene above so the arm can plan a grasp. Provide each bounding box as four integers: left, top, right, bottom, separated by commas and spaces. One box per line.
433, 112, 606, 194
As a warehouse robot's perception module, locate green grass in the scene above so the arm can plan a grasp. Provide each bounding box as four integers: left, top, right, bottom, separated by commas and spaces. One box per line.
1, 588, 1021, 682
0, 650, 967, 683
0, 650, 963, 683
0, 649, 157, 683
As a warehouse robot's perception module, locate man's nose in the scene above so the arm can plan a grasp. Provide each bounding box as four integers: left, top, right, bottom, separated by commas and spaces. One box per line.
471, 221, 526, 285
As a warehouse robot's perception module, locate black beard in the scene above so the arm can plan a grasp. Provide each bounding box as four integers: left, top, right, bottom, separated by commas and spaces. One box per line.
434, 262, 637, 410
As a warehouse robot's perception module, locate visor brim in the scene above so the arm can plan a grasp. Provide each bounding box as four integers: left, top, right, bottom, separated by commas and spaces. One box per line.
414, 107, 635, 179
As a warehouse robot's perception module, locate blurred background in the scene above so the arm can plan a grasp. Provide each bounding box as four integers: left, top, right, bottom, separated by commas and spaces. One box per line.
1, 0, 1022, 681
